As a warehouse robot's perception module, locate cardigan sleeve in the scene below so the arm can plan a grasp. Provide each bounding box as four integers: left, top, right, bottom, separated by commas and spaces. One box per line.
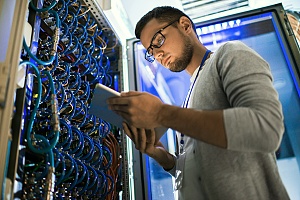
218, 41, 284, 152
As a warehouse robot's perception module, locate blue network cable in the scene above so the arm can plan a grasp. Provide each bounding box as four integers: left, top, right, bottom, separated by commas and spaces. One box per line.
22, 0, 121, 197
30, 0, 59, 12
20, 61, 53, 166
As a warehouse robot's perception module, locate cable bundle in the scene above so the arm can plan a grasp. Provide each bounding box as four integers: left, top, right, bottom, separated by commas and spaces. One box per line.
19, 0, 122, 199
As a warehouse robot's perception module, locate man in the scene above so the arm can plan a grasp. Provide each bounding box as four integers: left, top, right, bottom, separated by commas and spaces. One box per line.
107, 6, 290, 200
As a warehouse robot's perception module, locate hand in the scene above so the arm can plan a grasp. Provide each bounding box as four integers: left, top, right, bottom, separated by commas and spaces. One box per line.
123, 122, 163, 157
123, 122, 175, 170
107, 91, 164, 129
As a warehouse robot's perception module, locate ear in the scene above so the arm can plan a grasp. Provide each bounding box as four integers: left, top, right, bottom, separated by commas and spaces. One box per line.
178, 16, 193, 34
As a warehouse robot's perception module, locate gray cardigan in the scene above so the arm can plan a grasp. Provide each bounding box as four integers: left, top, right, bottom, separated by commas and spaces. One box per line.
171, 41, 290, 200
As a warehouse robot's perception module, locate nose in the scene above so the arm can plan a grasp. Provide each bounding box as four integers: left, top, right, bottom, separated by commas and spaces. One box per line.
153, 49, 164, 63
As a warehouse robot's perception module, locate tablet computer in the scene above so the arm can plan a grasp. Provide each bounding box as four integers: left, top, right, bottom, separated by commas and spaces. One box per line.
89, 83, 123, 128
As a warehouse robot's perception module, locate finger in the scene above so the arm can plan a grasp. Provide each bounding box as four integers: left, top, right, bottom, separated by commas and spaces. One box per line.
129, 125, 140, 149
112, 111, 140, 129
107, 96, 129, 105
107, 104, 132, 123
122, 122, 134, 141
145, 129, 156, 145
109, 104, 130, 114
120, 91, 142, 97
138, 128, 147, 152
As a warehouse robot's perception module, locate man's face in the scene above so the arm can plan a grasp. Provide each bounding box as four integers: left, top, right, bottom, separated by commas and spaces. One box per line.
140, 18, 193, 72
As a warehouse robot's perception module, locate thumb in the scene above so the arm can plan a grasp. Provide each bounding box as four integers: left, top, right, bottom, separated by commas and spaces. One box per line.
120, 91, 142, 97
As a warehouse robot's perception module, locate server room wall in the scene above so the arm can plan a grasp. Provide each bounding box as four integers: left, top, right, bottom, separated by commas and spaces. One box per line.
7, 0, 125, 199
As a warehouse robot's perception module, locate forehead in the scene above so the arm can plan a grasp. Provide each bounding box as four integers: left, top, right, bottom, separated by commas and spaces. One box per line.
140, 18, 165, 48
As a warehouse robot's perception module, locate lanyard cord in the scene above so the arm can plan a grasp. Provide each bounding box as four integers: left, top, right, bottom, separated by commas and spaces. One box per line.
180, 49, 211, 154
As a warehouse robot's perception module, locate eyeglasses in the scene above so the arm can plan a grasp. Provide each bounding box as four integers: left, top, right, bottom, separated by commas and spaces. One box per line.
145, 19, 179, 63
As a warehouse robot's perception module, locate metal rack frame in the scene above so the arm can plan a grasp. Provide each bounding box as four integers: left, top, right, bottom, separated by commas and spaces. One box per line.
0, 0, 29, 198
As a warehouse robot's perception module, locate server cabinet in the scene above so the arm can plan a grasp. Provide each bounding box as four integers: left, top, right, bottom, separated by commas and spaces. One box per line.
0, 0, 130, 199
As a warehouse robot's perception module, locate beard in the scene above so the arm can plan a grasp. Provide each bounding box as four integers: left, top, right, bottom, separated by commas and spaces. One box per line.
168, 35, 193, 72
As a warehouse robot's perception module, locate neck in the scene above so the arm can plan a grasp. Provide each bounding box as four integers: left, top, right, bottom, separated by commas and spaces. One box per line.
185, 42, 209, 76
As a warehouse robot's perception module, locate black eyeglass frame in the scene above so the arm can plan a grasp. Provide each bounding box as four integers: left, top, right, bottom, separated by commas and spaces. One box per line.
145, 19, 179, 63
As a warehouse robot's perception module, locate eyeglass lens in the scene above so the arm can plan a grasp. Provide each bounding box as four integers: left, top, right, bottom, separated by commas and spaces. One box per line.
145, 32, 165, 62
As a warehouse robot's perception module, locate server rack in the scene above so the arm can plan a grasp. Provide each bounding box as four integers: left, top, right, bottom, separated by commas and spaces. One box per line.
0, 0, 130, 199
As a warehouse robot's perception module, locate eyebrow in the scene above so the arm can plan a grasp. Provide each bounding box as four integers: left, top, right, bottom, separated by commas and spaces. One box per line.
148, 19, 179, 46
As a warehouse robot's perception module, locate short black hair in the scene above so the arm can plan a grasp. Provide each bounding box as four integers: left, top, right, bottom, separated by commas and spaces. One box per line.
135, 6, 196, 39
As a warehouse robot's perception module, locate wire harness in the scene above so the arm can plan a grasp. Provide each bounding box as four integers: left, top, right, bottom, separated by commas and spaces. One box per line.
19, 0, 122, 199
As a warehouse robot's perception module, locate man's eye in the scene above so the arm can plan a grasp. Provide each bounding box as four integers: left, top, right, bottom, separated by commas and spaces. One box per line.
157, 37, 164, 45
153, 35, 164, 46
